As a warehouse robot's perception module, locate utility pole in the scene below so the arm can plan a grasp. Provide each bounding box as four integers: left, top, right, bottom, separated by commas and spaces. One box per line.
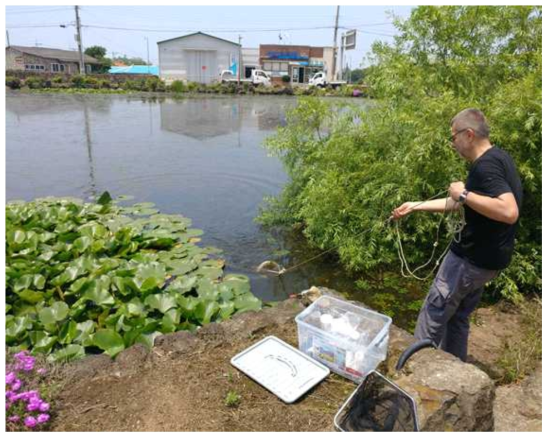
238, 34, 242, 86
144, 37, 150, 73
6, 30, 10, 47
75, 5, 85, 75
340, 33, 345, 81
331, 5, 340, 82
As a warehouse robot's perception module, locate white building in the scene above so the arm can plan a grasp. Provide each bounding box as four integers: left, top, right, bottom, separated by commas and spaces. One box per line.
157, 32, 241, 84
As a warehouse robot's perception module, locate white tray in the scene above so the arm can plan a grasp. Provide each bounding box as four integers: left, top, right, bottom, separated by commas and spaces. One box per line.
231, 336, 330, 403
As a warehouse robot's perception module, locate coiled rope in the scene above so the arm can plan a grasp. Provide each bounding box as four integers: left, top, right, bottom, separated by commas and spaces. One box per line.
257, 188, 466, 280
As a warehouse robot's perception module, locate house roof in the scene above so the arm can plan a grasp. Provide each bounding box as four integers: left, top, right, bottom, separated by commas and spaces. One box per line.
157, 32, 240, 47
109, 65, 159, 75
8, 45, 101, 64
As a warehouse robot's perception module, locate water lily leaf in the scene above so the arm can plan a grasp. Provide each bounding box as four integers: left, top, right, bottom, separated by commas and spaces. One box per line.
74, 320, 96, 346
135, 262, 165, 289
166, 260, 197, 276
93, 329, 126, 357
166, 275, 198, 294
126, 298, 146, 317
194, 301, 220, 326
59, 320, 78, 345
17, 289, 44, 304
97, 191, 113, 206
113, 276, 139, 296
39, 301, 69, 325
145, 293, 177, 313
195, 266, 223, 280
13, 274, 33, 292
48, 344, 85, 362
30, 331, 58, 354
135, 331, 162, 350
6, 316, 33, 343
33, 274, 46, 290
82, 277, 115, 306
79, 222, 108, 239
73, 236, 93, 253
161, 309, 181, 333
234, 295, 262, 314
218, 302, 235, 320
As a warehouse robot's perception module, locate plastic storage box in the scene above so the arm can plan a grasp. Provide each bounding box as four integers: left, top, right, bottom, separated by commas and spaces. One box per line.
295, 295, 392, 383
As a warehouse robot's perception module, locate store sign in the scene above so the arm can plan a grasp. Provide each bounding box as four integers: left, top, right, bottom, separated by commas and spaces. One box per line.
267, 51, 308, 60
344, 30, 356, 50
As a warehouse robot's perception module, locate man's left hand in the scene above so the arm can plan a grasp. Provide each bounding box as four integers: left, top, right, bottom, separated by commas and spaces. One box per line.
449, 181, 466, 201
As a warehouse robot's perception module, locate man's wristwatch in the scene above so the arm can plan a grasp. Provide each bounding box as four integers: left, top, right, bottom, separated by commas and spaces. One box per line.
458, 189, 469, 204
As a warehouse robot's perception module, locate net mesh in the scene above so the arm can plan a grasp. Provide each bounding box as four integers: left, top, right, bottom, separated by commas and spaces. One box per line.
335, 371, 418, 432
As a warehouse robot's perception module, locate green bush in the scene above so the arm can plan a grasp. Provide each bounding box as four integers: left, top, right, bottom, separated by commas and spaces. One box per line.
260, 6, 542, 302
6, 76, 21, 89
170, 80, 185, 93
51, 76, 64, 84
145, 76, 165, 92
24, 76, 45, 89
282, 75, 291, 83
70, 75, 86, 88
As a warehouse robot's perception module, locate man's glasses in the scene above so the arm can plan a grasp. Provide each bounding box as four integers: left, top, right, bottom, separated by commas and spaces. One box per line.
449, 128, 471, 143
449, 128, 470, 143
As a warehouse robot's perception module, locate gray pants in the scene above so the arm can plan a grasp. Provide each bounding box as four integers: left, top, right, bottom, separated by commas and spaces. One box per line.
414, 251, 498, 361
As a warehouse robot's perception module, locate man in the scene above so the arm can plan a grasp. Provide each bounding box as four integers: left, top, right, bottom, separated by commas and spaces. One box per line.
392, 108, 522, 361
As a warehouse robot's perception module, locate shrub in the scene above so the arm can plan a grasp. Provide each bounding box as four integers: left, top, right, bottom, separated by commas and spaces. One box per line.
6, 76, 21, 89
70, 75, 86, 88
170, 80, 185, 93
24, 76, 45, 89
51, 76, 64, 84
282, 75, 291, 83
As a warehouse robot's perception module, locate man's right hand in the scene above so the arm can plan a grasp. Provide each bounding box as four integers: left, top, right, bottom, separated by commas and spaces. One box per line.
392, 202, 417, 220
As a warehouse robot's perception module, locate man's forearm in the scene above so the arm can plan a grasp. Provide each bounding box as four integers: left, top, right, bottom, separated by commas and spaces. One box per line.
413, 197, 459, 213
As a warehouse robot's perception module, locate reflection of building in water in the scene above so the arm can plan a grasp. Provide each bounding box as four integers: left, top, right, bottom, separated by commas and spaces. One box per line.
160, 97, 289, 140
160, 99, 241, 140
5, 93, 113, 117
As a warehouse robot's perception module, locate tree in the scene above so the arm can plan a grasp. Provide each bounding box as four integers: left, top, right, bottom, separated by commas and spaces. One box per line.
84, 45, 111, 73
84, 45, 107, 60
261, 6, 541, 303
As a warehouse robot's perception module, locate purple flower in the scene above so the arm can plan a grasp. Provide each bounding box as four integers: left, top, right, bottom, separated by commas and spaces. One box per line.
29, 396, 42, 405
6, 372, 16, 385
8, 415, 20, 423
39, 402, 50, 412
37, 413, 50, 424
27, 402, 41, 411
14, 351, 28, 361
11, 379, 22, 391
24, 416, 38, 428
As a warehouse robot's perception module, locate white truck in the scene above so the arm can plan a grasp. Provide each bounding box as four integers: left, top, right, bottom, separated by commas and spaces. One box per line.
220, 69, 271, 86
309, 72, 347, 88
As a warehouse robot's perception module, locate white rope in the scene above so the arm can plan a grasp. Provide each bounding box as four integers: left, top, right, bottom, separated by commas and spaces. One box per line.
394, 191, 466, 281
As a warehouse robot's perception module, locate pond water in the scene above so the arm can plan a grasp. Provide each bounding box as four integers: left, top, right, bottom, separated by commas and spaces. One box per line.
6, 92, 421, 329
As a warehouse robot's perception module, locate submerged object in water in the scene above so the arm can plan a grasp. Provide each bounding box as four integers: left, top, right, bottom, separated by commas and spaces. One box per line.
256, 260, 286, 275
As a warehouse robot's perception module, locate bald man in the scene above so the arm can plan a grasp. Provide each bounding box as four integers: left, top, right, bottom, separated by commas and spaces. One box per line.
392, 108, 523, 361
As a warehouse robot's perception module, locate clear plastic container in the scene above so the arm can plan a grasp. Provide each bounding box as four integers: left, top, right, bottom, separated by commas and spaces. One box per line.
295, 295, 392, 383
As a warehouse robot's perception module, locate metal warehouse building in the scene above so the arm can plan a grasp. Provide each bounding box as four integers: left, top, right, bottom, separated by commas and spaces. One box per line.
157, 32, 240, 84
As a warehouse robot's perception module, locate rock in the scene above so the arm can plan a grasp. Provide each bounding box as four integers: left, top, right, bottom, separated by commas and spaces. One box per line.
493, 362, 542, 432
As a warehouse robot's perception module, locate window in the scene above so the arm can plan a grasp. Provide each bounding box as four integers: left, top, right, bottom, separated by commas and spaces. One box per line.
263, 62, 273, 71
25, 64, 45, 71
51, 63, 65, 72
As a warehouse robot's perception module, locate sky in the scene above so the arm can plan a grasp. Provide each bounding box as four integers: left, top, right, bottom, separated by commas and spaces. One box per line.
5, 5, 414, 69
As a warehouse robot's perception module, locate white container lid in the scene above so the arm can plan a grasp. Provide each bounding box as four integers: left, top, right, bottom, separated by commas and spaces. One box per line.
231, 336, 330, 404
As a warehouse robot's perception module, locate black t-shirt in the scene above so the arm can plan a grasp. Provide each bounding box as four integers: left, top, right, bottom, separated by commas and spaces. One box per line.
451, 146, 523, 270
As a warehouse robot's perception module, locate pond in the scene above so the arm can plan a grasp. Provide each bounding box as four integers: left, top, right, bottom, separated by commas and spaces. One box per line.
6, 92, 422, 329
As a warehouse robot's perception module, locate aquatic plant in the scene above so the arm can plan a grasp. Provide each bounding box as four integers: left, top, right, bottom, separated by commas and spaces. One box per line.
6, 193, 262, 360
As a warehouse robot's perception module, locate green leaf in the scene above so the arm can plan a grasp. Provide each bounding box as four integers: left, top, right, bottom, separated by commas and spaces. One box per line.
234, 295, 262, 314
30, 331, 58, 354
82, 276, 115, 306
97, 191, 113, 206
135, 331, 162, 350
48, 344, 86, 362
39, 301, 69, 325
74, 320, 96, 347
13, 274, 33, 292
59, 320, 78, 345
145, 293, 177, 314
93, 329, 126, 357
194, 301, 220, 326
73, 236, 93, 253
17, 289, 44, 304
